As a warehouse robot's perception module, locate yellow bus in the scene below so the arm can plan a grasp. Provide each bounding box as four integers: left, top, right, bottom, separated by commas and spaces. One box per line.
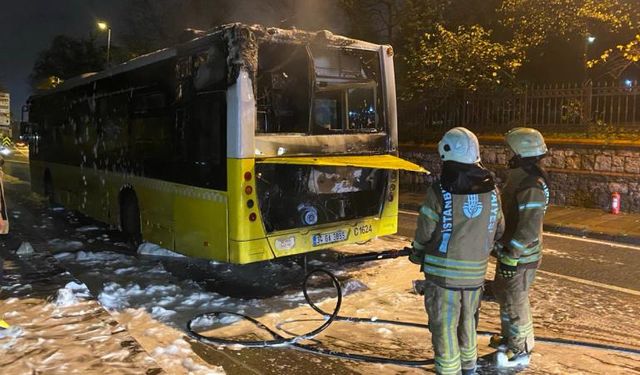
25, 24, 426, 264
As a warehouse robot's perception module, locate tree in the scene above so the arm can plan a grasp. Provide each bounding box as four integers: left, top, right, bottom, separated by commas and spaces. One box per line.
586, 33, 640, 79
29, 35, 105, 89
500, 0, 640, 48
403, 24, 524, 98
338, 0, 404, 43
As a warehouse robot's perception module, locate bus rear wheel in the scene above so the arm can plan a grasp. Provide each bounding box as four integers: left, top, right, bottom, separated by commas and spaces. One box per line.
120, 191, 142, 251
43, 171, 55, 206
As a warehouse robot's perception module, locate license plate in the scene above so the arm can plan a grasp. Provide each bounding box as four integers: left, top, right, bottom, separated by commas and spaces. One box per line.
312, 230, 347, 247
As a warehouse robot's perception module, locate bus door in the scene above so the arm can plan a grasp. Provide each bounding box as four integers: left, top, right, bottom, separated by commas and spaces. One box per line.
173, 90, 228, 259
172, 49, 228, 259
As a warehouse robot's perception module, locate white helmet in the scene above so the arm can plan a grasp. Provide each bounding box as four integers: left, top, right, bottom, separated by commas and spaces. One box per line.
505, 127, 547, 158
438, 127, 481, 164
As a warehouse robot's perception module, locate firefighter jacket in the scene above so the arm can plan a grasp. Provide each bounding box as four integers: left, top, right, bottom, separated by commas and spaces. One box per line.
412, 182, 505, 289
500, 166, 550, 267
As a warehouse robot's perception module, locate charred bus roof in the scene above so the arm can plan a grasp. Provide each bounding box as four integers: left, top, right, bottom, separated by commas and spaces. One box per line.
29, 23, 385, 99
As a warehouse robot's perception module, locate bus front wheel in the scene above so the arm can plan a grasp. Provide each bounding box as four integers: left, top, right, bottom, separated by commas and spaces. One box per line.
120, 191, 142, 251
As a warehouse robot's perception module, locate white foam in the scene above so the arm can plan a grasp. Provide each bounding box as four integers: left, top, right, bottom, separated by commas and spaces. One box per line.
55, 281, 91, 307
138, 243, 186, 258
48, 239, 84, 252
114, 266, 138, 275
150, 306, 177, 320
76, 225, 100, 232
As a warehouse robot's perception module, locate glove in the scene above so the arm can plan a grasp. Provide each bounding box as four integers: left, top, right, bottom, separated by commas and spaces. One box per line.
498, 257, 518, 279
412, 279, 427, 295
491, 242, 504, 258
407, 246, 423, 265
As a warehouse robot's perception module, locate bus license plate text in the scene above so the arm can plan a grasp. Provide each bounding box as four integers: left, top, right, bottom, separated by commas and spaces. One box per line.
312, 230, 347, 247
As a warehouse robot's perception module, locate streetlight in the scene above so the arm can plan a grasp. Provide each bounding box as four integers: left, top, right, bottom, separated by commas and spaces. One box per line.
583, 34, 596, 84
97, 21, 111, 66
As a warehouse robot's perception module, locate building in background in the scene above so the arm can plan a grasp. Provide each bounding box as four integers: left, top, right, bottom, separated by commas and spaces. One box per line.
0, 92, 10, 137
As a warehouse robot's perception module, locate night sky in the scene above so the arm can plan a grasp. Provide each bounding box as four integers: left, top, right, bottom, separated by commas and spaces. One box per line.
0, 1, 343, 118
0, 1, 131, 116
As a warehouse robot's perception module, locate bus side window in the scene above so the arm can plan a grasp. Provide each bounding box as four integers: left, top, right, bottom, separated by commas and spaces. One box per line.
131, 92, 166, 117
191, 92, 224, 165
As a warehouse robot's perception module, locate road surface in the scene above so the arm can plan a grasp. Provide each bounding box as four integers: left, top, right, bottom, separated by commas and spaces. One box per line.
398, 209, 640, 293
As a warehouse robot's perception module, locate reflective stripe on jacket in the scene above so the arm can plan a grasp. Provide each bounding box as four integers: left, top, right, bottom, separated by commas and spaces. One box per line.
413, 182, 505, 289
500, 167, 549, 266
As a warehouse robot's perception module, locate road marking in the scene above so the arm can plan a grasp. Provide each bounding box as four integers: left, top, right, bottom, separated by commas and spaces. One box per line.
400, 210, 640, 251
5, 159, 29, 165
399, 210, 640, 295
543, 232, 640, 251
14, 148, 28, 157
537, 269, 640, 297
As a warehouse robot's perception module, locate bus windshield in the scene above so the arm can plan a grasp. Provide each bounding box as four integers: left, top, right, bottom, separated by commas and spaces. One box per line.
257, 43, 384, 135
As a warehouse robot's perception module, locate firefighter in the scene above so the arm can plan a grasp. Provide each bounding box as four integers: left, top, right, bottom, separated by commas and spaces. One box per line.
410, 127, 504, 375
491, 127, 549, 369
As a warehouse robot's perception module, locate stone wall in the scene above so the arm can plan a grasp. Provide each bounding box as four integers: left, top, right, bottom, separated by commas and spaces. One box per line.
400, 141, 640, 213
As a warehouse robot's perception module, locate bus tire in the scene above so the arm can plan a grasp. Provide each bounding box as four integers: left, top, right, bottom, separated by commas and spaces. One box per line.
120, 190, 142, 251
43, 170, 55, 206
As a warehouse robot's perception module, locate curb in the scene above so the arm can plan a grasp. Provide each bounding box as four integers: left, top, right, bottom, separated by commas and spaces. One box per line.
542, 224, 640, 246
399, 203, 640, 247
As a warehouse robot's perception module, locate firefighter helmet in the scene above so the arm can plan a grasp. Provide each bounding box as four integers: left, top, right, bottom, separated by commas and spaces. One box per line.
505, 127, 547, 158
438, 127, 481, 164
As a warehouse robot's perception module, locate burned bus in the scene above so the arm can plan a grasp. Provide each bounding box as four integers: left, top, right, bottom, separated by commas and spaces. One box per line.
26, 23, 427, 264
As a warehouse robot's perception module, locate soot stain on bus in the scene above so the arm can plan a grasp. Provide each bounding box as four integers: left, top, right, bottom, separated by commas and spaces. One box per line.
22, 23, 415, 263
257, 165, 387, 233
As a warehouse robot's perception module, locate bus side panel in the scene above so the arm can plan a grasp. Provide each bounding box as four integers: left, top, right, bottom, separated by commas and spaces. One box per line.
132, 179, 175, 250
173, 186, 228, 261
30, 161, 111, 222
30, 160, 46, 196
227, 158, 274, 263
380, 169, 399, 234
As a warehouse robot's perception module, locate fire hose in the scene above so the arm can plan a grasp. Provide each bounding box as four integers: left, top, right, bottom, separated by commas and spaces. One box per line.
187, 249, 640, 367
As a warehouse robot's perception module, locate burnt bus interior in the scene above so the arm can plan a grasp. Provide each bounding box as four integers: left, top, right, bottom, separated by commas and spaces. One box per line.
256, 164, 389, 232
255, 41, 390, 233
256, 42, 384, 135
28, 38, 228, 191
28, 25, 392, 235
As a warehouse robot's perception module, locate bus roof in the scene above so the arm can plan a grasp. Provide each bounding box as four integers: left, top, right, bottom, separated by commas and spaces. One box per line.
30, 23, 385, 98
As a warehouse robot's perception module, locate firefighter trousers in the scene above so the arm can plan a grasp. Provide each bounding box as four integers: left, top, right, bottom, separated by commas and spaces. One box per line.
494, 266, 537, 354
424, 280, 483, 375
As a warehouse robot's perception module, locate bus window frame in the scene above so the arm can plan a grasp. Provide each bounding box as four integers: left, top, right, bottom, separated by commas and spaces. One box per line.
256, 42, 386, 139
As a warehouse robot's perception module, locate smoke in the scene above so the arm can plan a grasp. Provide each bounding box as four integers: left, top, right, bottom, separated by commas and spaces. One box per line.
120, 0, 348, 55
181, 0, 348, 33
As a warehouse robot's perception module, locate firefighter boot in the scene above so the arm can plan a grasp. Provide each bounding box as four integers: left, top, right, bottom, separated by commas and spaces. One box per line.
494, 350, 530, 369
489, 334, 507, 351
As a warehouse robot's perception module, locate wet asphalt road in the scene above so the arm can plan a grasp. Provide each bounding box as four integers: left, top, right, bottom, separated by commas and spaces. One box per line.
6, 151, 640, 293
399, 210, 640, 293
3, 153, 640, 374
2, 148, 31, 182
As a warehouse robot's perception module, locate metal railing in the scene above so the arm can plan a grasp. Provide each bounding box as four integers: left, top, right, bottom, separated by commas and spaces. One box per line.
400, 81, 640, 140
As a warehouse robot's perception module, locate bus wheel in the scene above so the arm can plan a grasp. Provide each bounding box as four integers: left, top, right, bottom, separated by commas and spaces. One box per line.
43, 171, 55, 206
120, 191, 142, 251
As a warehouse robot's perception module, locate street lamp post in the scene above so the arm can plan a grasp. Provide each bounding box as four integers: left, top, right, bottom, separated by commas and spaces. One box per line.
582, 34, 596, 125
97, 21, 111, 66
583, 34, 596, 84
